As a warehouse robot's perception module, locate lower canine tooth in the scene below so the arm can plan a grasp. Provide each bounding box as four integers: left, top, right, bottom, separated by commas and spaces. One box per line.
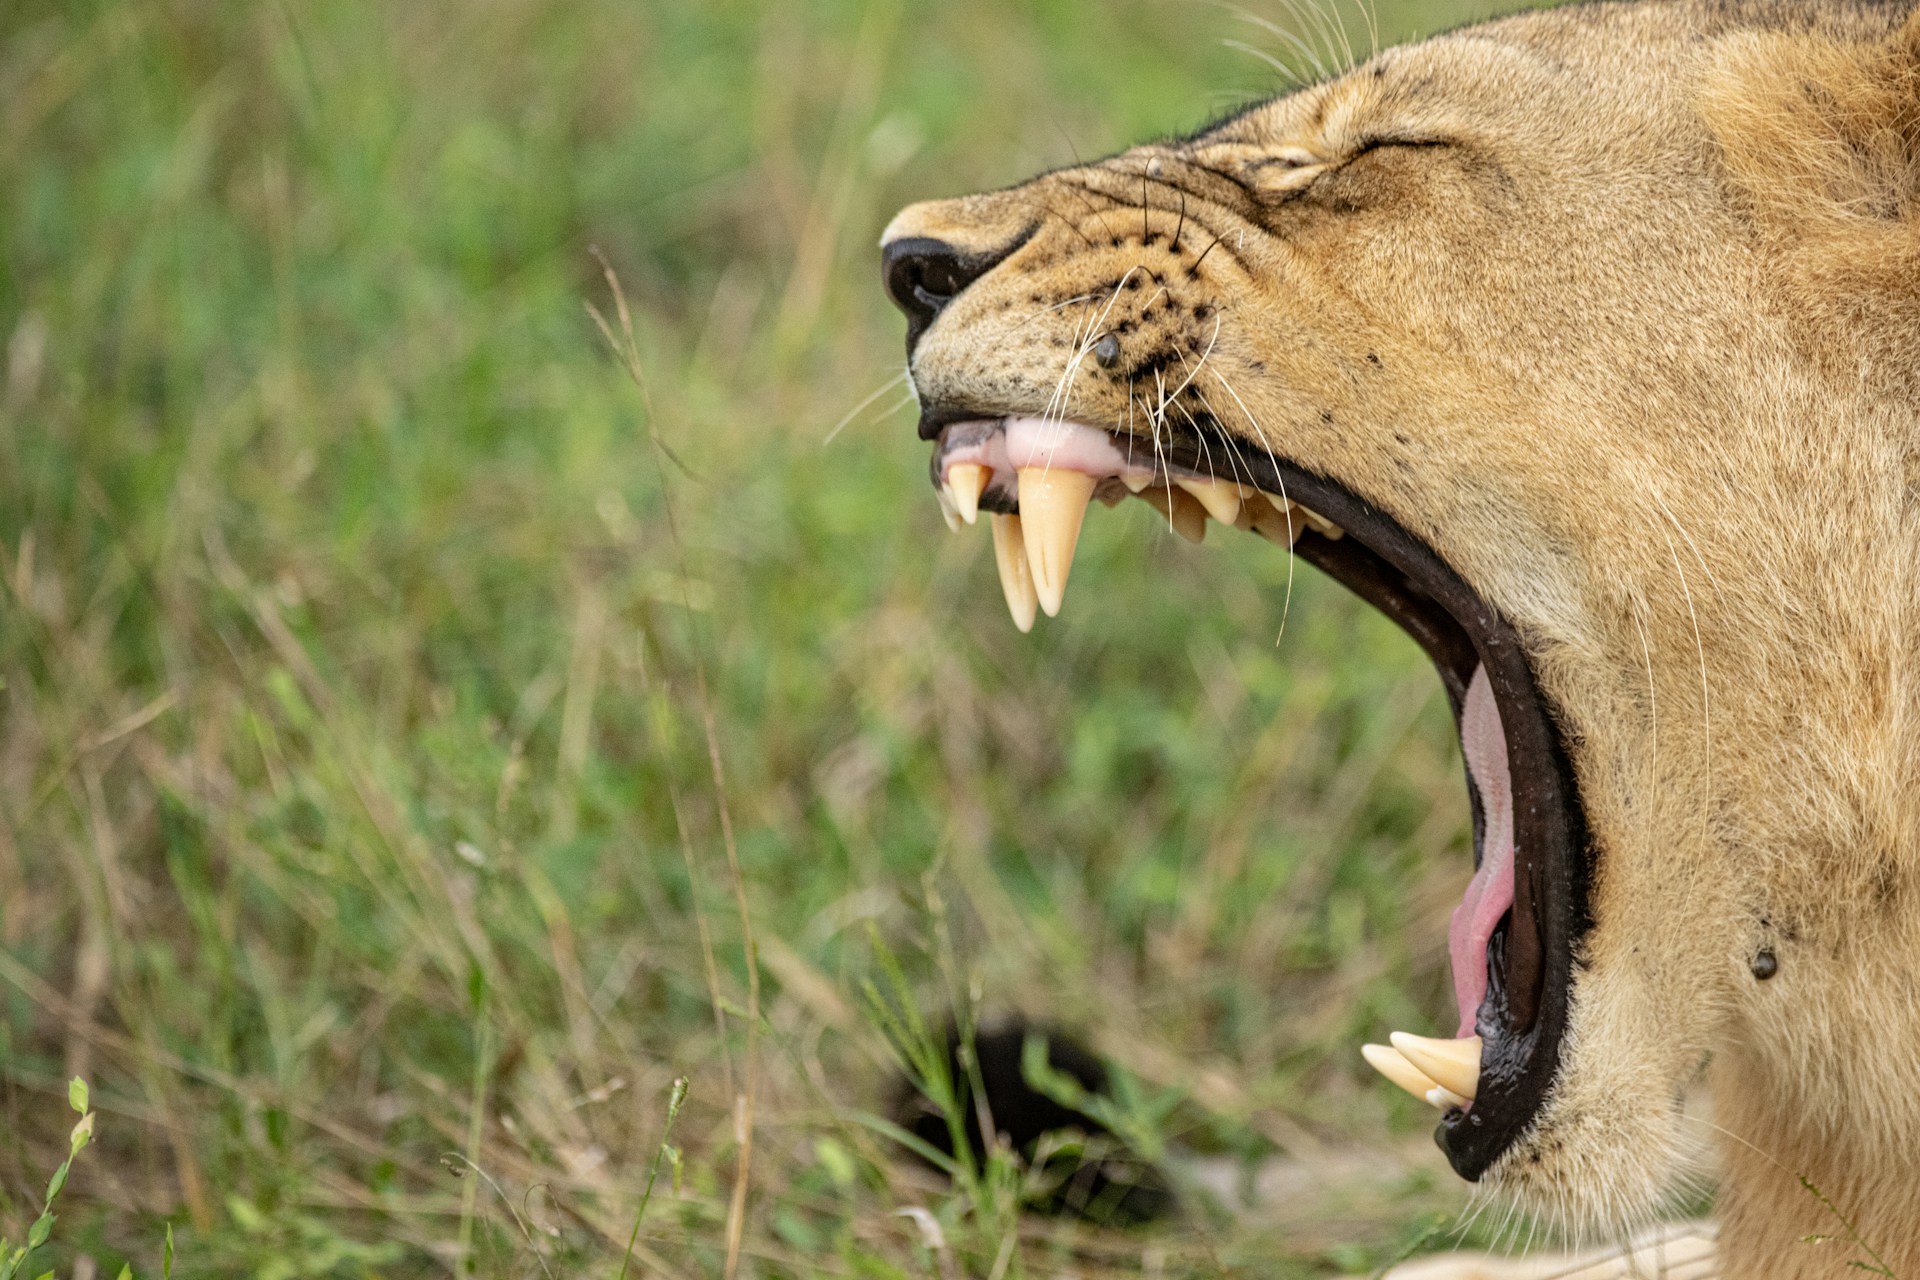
1175, 477, 1245, 526
935, 484, 962, 533
1139, 486, 1207, 543
948, 464, 988, 525
1299, 506, 1344, 540
990, 513, 1039, 633
1361, 1044, 1446, 1108
1389, 1032, 1482, 1102
1016, 468, 1095, 617
1246, 500, 1300, 546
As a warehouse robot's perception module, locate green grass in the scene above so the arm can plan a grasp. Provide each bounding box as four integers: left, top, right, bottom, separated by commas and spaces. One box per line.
2, 0, 1552, 1273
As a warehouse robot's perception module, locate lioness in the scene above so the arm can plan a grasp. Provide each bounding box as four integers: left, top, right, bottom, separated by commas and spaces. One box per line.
878, 0, 1920, 1273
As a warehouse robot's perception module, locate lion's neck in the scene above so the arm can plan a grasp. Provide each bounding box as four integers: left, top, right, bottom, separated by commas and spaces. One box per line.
1713, 898, 1920, 1279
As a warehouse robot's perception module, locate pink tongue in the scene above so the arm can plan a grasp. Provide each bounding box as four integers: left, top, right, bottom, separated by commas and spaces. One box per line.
1448, 666, 1515, 1038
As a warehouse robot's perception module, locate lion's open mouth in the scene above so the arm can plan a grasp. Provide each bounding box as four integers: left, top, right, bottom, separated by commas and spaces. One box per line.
922, 413, 1591, 1181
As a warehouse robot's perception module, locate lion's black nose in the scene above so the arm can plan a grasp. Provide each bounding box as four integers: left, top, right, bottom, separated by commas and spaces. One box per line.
882, 237, 1005, 357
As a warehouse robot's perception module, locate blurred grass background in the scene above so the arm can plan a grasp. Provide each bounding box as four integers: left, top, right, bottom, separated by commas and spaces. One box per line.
0, 0, 1549, 1273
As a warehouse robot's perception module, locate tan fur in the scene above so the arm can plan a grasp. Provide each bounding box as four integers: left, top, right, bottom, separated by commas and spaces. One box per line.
881, 2, 1920, 1273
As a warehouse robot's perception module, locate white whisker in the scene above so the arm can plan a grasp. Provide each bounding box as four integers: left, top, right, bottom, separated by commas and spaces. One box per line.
1226, 3, 1332, 81
824, 368, 909, 445
1222, 38, 1308, 86
1008, 292, 1101, 333
1655, 523, 1713, 818
1204, 364, 1298, 646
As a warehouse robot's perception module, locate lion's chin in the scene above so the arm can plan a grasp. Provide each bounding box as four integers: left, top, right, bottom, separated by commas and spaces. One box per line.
924, 411, 1592, 1182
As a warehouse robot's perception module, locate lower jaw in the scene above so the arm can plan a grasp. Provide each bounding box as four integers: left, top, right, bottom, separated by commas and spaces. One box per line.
929, 414, 1592, 1180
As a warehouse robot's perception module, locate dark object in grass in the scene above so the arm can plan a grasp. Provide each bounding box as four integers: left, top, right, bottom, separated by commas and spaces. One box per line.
895, 1020, 1175, 1226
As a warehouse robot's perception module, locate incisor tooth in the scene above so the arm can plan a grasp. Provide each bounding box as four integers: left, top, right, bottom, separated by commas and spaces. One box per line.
948, 464, 989, 525
1361, 1044, 1444, 1106
1390, 1032, 1483, 1102
990, 513, 1038, 633
1120, 470, 1154, 493
1139, 486, 1207, 543
1016, 468, 1095, 617
1175, 477, 1245, 526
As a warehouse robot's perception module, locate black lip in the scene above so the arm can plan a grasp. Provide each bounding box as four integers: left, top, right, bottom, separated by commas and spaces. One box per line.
1156, 428, 1592, 1180
932, 415, 1592, 1181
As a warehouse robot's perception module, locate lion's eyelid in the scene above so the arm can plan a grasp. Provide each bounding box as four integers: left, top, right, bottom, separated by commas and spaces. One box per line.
1349, 132, 1456, 154
1270, 144, 1323, 168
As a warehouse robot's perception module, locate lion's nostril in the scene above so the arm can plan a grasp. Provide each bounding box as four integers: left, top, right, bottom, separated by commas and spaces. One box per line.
883, 238, 991, 356
880, 228, 1033, 358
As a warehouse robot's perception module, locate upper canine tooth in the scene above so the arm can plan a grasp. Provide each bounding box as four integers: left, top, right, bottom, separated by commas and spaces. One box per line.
1139, 486, 1208, 543
1016, 468, 1095, 617
990, 513, 1039, 633
1361, 1044, 1447, 1109
1174, 477, 1245, 526
948, 464, 989, 525
1389, 1032, 1482, 1102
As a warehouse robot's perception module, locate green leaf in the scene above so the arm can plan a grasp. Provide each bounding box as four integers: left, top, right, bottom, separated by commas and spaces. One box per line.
33, 1269, 54, 1280
163, 1224, 174, 1280
25, 1213, 51, 1250
813, 1136, 858, 1189
44, 1158, 69, 1204
68, 1078, 88, 1115
117, 1266, 133, 1280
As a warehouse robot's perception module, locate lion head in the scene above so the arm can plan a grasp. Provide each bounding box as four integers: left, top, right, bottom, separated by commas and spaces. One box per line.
880, 0, 1920, 1268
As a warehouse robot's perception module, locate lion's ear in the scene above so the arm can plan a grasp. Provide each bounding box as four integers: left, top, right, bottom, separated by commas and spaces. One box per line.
1699, 11, 1920, 391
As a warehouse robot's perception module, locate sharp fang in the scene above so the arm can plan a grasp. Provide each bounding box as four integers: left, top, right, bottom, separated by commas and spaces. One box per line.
990, 513, 1038, 633
1175, 477, 1244, 525
1139, 486, 1207, 543
1426, 1086, 1471, 1110
1299, 506, 1345, 540
935, 483, 962, 533
1016, 468, 1095, 617
1360, 1044, 1447, 1109
1389, 1032, 1482, 1102
1246, 499, 1300, 546
948, 463, 988, 525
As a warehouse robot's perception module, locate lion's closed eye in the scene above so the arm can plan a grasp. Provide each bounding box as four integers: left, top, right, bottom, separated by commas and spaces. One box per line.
1195, 134, 1455, 203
